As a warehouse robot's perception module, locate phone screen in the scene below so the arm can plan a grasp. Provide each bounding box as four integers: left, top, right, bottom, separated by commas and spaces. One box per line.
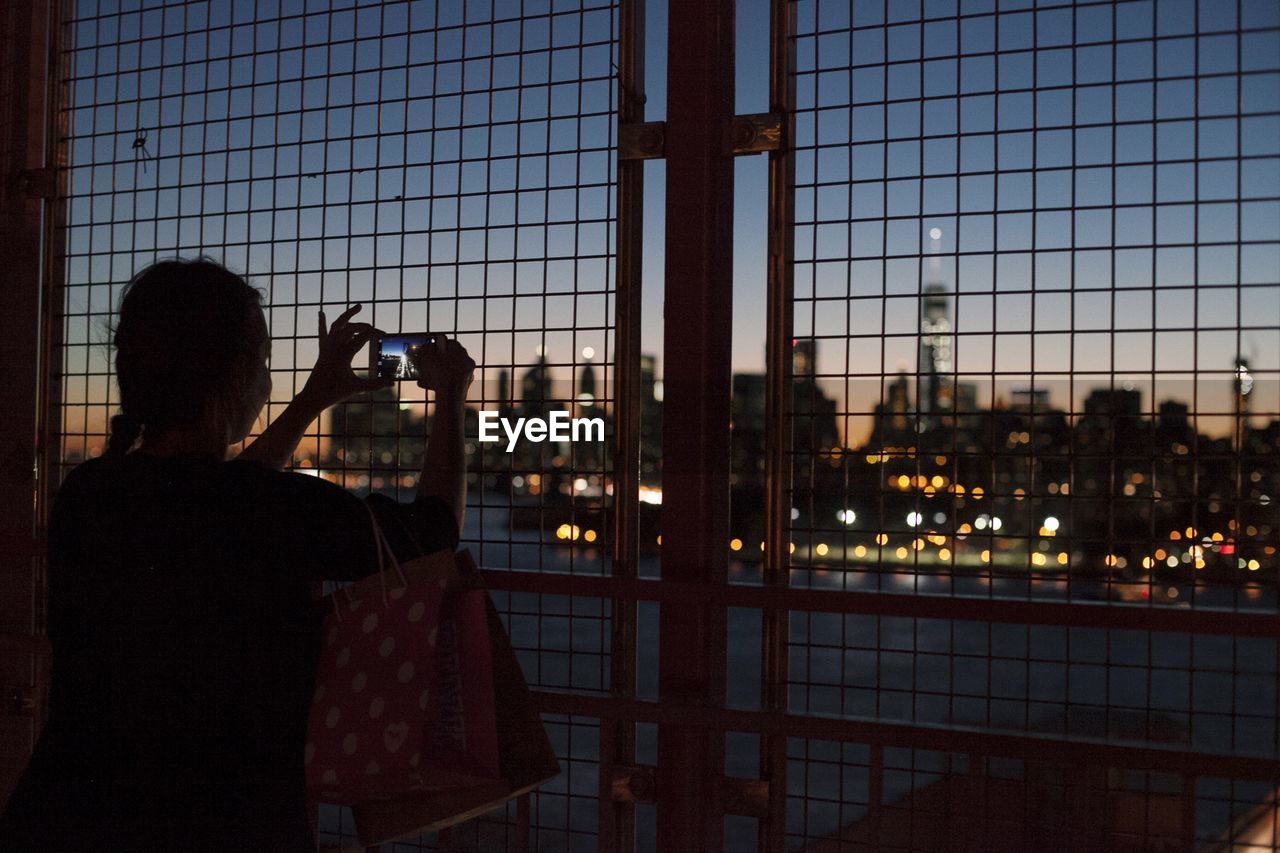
371, 332, 438, 381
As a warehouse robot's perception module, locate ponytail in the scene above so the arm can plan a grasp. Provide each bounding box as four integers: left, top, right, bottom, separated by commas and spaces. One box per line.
107, 412, 143, 457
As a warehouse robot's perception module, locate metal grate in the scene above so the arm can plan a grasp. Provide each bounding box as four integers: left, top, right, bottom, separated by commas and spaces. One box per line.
786, 0, 1279, 607
777, 0, 1280, 848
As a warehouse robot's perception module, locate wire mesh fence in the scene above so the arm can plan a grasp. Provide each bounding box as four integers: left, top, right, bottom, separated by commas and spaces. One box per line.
778, 0, 1280, 848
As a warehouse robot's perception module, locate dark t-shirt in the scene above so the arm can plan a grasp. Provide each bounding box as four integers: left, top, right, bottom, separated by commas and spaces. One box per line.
0, 452, 458, 852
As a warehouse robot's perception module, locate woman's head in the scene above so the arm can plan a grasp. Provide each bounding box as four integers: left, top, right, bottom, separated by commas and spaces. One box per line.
108, 258, 270, 455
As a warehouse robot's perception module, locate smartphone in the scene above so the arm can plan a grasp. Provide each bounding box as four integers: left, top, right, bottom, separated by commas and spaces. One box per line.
370, 332, 439, 381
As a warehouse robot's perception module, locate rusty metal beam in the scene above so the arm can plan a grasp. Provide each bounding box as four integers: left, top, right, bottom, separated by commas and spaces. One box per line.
608, 764, 656, 804
728, 112, 784, 155
600, 0, 645, 850
619, 121, 664, 161
622, 114, 785, 161
531, 691, 1280, 783
759, 1, 797, 849
477, 569, 1280, 638
0, 0, 63, 811
607, 763, 768, 819
658, 0, 736, 846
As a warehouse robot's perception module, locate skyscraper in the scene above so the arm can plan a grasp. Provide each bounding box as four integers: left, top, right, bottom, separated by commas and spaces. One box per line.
578, 361, 597, 406
1234, 356, 1254, 449
792, 337, 816, 380
918, 283, 954, 417
519, 351, 554, 422
640, 355, 662, 481
789, 338, 839, 450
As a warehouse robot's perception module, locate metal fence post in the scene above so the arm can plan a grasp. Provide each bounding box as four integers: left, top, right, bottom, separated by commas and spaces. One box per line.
657, 0, 736, 848
759, 0, 797, 849
0, 0, 65, 809
601, 0, 646, 849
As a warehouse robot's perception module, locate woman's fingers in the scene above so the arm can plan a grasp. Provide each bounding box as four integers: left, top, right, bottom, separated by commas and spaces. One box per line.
318, 308, 369, 357
340, 325, 375, 354
443, 337, 475, 369
337, 322, 373, 346
327, 304, 363, 338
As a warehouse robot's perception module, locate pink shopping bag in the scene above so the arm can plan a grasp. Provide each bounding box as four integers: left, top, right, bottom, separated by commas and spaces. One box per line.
350, 550, 559, 846
305, 506, 454, 803
415, 586, 499, 788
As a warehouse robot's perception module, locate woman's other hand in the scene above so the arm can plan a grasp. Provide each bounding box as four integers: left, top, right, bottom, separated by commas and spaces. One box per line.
299, 305, 392, 410
414, 335, 476, 400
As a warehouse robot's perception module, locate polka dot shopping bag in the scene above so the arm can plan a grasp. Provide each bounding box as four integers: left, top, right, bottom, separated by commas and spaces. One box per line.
304, 503, 495, 803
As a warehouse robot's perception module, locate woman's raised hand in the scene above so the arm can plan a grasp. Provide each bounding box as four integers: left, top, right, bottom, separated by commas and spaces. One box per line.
299, 304, 393, 409
414, 335, 476, 400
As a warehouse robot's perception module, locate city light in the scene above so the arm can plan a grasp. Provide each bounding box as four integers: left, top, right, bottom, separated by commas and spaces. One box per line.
837, 509, 856, 525
907, 511, 922, 527
1043, 516, 1060, 533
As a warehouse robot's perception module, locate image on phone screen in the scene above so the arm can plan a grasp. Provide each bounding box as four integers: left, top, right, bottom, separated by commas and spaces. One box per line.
372, 333, 437, 381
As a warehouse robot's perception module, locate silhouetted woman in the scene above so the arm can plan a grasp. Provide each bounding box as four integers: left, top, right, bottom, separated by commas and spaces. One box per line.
0, 258, 475, 852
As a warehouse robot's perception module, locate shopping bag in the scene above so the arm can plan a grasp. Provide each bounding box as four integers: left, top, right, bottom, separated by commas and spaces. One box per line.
350, 550, 561, 846
414, 585, 500, 788
305, 505, 456, 803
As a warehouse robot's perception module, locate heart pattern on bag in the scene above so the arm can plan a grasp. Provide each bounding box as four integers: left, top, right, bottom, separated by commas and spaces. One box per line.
384, 721, 409, 753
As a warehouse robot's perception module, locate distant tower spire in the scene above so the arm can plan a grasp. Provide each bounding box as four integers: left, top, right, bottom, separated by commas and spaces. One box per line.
1234, 355, 1253, 447
918, 284, 953, 418
497, 368, 511, 416
918, 227, 953, 425
519, 347, 552, 421
578, 352, 597, 404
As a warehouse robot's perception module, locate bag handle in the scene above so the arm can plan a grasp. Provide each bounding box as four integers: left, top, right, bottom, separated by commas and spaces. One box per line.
326, 498, 411, 620
362, 499, 409, 607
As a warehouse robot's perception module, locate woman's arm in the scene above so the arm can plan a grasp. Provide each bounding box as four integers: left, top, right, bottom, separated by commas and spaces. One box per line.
417, 384, 468, 531
235, 391, 327, 469
412, 337, 476, 532
239, 305, 390, 469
